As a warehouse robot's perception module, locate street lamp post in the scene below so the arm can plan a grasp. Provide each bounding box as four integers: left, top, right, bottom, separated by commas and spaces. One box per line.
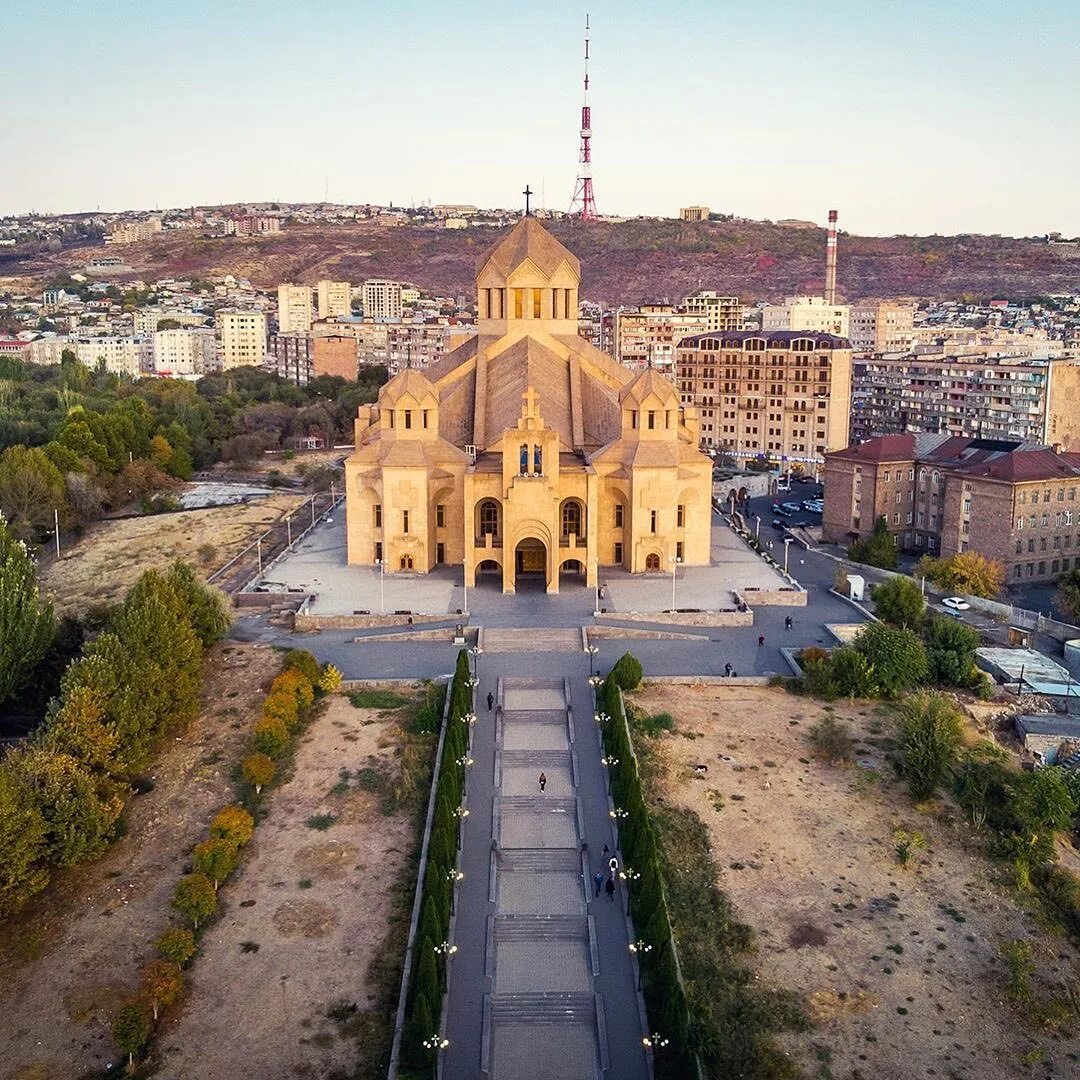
422, 1034, 449, 1080
619, 866, 640, 915
629, 939, 653, 989
600, 754, 618, 794
783, 537, 793, 574
586, 644, 599, 677
669, 555, 681, 613
446, 868, 464, 913
469, 645, 482, 682
376, 558, 385, 614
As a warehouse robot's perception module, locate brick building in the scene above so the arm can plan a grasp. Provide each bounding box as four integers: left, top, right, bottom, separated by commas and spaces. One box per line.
822, 433, 1080, 584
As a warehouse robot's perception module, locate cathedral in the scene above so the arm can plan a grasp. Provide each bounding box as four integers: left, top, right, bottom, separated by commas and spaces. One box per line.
344, 216, 713, 594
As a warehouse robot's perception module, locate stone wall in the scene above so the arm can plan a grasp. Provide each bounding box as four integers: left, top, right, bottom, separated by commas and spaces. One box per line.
595, 609, 753, 628
294, 611, 456, 631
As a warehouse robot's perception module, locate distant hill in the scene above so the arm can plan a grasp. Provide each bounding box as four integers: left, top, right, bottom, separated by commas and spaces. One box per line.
2, 219, 1078, 304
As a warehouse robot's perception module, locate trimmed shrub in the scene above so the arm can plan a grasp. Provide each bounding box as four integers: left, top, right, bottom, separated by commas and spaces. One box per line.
282, 649, 321, 684
156, 926, 196, 969
318, 662, 343, 694
241, 752, 276, 794
262, 690, 300, 731
171, 872, 217, 929
209, 804, 255, 847
608, 652, 643, 691
192, 836, 239, 890
252, 716, 289, 759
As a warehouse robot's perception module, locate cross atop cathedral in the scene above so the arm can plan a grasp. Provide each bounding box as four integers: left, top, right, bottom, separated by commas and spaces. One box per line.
522, 385, 539, 419
522, 184, 533, 216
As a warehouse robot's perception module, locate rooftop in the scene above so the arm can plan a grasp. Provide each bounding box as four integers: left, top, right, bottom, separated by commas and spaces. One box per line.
679, 330, 851, 349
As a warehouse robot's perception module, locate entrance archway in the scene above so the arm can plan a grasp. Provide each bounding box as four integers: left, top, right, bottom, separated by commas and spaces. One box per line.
514, 537, 547, 591
559, 558, 586, 585
645, 552, 661, 571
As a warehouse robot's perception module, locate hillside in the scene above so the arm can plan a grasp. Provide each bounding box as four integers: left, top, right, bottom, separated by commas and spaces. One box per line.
3, 219, 1079, 303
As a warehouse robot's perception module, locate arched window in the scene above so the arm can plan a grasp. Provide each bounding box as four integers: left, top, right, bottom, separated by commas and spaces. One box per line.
399, 554, 413, 570
478, 500, 500, 539
645, 553, 661, 571
561, 500, 583, 538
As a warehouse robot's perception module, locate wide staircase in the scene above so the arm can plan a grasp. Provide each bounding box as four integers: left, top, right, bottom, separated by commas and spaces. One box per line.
483, 628, 583, 653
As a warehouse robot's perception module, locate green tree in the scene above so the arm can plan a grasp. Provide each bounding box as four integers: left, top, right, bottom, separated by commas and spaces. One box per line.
192, 836, 240, 890
1055, 567, 1080, 621
41, 684, 120, 775
828, 647, 879, 699
854, 622, 929, 697
241, 752, 276, 794
55, 418, 112, 471
924, 614, 981, 687
172, 872, 217, 928
0, 760, 49, 915
1010, 767, 1077, 847
112, 1002, 151, 1070
163, 561, 229, 646
252, 716, 289, 758
156, 926, 196, 969
608, 652, 643, 691
11, 745, 123, 867
0, 515, 56, 707
896, 692, 965, 801
870, 576, 925, 629
0, 446, 67, 540
848, 516, 898, 569
916, 552, 1004, 598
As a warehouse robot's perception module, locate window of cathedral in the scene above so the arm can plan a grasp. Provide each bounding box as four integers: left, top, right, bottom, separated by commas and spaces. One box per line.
404, 410, 412, 429
650, 510, 658, 534
403, 510, 410, 534
676, 541, 684, 561
513, 289, 525, 319
647, 411, 656, 430
374, 541, 383, 563
614, 542, 623, 564
423, 410, 430, 429
478, 500, 500, 540
677, 504, 685, 528
614, 503, 624, 528
561, 500, 583, 539
631, 410, 638, 429
645, 552, 661, 570
373, 504, 382, 528
532, 289, 542, 319
436, 504, 445, 528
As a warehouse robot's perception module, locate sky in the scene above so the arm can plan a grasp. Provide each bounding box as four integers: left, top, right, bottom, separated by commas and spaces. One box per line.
6, 0, 1079, 237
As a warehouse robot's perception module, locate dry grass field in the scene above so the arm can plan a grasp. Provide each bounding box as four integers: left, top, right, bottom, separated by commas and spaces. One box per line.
631, 683, 1080, 1080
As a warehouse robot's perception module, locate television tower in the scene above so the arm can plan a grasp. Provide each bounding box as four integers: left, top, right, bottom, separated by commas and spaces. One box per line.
569, 14, 597, 221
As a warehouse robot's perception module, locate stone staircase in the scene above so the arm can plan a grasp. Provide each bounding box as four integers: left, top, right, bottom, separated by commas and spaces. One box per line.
500, 795, 577, 814
501, 748, 572, 768
488, 992, 597, 1023
496, 849, 581, 873
484, 628, 583, 653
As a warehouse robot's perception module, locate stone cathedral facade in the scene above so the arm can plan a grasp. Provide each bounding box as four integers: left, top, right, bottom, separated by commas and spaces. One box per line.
344, 217, 712, 594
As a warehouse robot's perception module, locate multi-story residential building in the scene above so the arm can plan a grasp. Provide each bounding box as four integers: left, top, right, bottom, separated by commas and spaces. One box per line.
218, 310, 268, 369
822, 434, 1080, 584
615, 305, 711, 372
676, 330, 852, 469
225, 214, 281, 236
316, 279, 352, 320
362, 279, 403, 320
850, 356, 1080, 448
762, 295, 850, 338
151, 328, 216, 379
385, 323, 476, 375
679, 206, 710, 222
277, 284, 315, 333
133, 307, 209, 334
312, 334, 357, 380
681, 291, 742, 333
34, 336, 151, 377
105, 217, 162, 244
0, 339, 30, 361
315, 318, 390, 366
848, 301, 915, 354
268, 333, 313, 385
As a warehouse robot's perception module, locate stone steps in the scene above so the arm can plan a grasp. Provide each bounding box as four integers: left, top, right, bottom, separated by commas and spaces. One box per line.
489, 992, 596, 1023
501, 748, 572, 768
494, 914, 589, 941
497, 849, 581, 872
500, 796, 577, 813
486, 630, 582, 653
501, 710, 568, 725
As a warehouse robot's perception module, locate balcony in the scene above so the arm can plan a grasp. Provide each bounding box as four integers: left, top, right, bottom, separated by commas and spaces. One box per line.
474, 533, 502, 549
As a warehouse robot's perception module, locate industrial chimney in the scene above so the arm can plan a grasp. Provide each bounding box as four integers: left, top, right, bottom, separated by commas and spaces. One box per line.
824, 209, 838, 304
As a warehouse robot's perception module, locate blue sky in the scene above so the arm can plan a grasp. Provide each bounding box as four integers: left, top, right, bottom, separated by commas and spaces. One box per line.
6, 0, 1078, 236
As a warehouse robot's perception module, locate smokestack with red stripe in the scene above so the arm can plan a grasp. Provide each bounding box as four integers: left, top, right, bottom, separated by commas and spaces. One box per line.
824, 209, 838, 304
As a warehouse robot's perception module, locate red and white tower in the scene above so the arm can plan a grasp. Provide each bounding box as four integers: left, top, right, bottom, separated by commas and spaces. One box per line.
569, 14, 597, 222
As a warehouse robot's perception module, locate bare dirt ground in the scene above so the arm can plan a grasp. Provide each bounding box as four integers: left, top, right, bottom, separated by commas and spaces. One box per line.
155, 690, 420, 1080
41, 493, 305, 613
0, 643, 279, 1080
631, 683, 1080, 1080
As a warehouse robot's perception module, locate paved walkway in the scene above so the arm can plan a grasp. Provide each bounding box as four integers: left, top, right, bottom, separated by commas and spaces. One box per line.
442, 652, 648, 1080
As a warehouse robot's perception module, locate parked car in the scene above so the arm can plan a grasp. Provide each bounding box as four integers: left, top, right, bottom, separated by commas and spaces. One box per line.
801, 500, 820, 511
782, 502, 801, 512
942, 596, 970, 611
776, 506, 794, 517
771, 518, 786, 529
796, 475, 816, 484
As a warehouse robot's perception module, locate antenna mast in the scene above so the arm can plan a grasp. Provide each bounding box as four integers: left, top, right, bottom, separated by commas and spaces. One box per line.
569, 14, 597, 222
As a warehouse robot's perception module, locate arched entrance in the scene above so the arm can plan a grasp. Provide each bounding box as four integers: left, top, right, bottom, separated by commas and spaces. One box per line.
645, 552, 661, 571
514, 537, 547, 591
559, 558, 586, 585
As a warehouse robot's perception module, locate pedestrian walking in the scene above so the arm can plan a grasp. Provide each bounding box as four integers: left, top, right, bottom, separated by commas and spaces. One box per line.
605, 875, 616, 902
758, 634, 765, 647
593, 870, 605, 897
608, 855, 619, 875
724, 662, 732, 678
538, 772, 547, 792
785, 615, 793, 630
731, 668, 738, 677
602, 843, 610, 859
487, 691, 494, 712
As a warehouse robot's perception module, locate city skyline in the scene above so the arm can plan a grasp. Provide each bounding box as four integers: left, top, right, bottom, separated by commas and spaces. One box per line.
6, 0, 1080, 237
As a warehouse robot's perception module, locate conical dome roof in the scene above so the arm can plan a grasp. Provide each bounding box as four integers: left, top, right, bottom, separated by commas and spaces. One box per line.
476, 217, 581, 281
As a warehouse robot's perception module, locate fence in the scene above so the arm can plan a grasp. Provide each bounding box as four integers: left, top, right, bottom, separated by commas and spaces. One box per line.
206, 488, 344, 596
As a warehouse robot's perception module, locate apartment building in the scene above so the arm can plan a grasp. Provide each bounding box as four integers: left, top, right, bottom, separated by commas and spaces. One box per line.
822, 434, 1080, 584
277, 284, 315, 333
615, 305, 711, 372
850, 356, 1080, 448
218, 310, 268, 369
386, 323, 476, 375
681, 291, 742, 332
675, 330, 852, 468
134, 307, 208, 334
30, 336, 152, 376
105, 217, 162, 244
848, 301, 915, 354
316, 279, 352, 319
362, 279, 403, 320
268, 333, 313, 385
151, 328, 216, 378
312, 334, 357, 380
225, 214, 280, 236
762, 296, 850, 338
